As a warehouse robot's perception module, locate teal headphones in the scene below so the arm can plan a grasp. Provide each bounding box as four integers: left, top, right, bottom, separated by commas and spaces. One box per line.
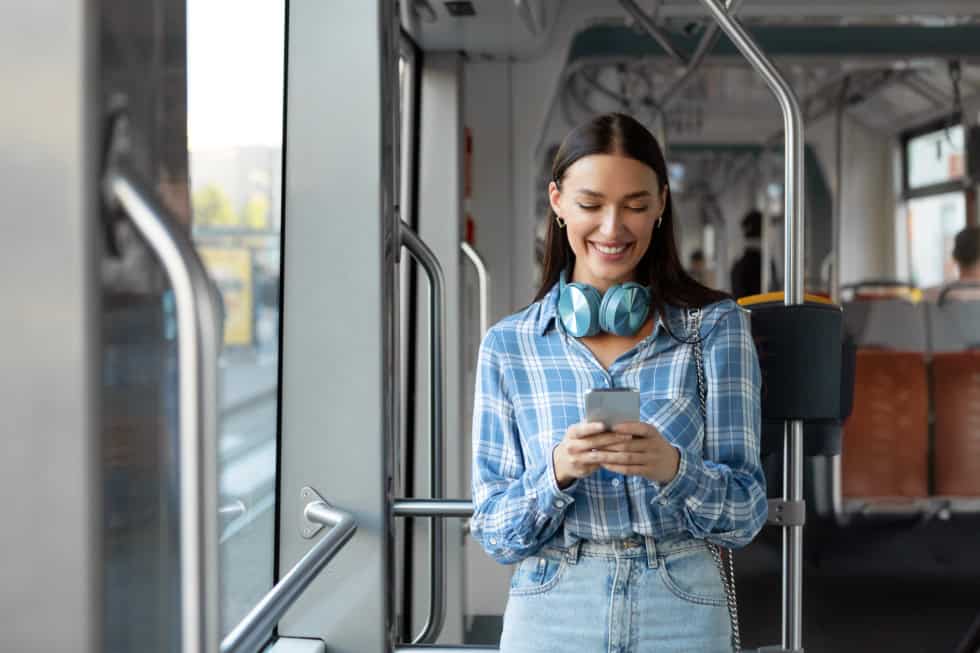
558, 269, 652, 337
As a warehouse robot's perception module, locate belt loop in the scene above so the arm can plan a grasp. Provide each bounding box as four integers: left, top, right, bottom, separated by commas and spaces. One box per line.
644, 535, 658, 569
565, 540, 581, 566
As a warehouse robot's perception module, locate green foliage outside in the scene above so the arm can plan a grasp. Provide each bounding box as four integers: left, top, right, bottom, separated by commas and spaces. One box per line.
193, 185, 272, 230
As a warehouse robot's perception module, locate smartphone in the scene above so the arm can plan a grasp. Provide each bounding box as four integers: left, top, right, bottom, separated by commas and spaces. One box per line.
584, 388, 640, 428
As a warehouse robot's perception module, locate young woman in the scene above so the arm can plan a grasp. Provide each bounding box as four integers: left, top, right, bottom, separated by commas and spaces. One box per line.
470, 113, 767, 652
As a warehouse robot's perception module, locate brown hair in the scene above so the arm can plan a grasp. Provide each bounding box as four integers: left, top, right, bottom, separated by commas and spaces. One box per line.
534, 113, 729, 334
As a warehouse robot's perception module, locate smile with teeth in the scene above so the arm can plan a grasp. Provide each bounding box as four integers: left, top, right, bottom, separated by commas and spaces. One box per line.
591, 242, 632, 255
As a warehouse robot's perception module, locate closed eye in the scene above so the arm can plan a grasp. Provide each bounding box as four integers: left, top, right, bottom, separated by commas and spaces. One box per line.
577, 204, 600, 210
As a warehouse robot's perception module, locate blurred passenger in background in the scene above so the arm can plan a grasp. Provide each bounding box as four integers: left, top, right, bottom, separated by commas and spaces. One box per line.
923, 226, 980, 302
688, 249, 707, 285
730, 209, 765, 298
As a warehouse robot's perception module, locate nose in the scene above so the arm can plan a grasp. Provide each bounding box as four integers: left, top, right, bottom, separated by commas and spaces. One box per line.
597, 206, 624, 237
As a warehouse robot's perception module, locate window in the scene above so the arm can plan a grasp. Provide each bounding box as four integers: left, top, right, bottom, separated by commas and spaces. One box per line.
187, 0, 285, 637
903, 119, 965, 197
906, 192, 966, 288
900, 117, 969, 289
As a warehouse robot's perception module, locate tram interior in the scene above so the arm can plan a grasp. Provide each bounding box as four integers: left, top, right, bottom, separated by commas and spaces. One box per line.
4, 1, 980, 652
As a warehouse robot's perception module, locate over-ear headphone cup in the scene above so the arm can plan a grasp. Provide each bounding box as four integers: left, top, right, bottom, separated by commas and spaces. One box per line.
559, 282, 602, 337
599, 283, 651, 336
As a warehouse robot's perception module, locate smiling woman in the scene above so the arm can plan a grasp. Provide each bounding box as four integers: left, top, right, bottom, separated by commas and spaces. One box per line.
535, 113, 729, 322
470, 112, 766, 652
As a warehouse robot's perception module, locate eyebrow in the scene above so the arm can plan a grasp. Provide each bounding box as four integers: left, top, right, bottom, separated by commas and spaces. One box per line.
576, 189, 652, 200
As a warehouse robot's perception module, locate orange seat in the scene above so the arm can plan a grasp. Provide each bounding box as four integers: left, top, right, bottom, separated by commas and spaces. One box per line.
932, 352, 980, 497
842, 351, 929, 499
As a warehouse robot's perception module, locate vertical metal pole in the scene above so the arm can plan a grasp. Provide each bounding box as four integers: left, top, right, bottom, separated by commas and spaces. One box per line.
831, 77, 850, 304
697, 2, 806, 650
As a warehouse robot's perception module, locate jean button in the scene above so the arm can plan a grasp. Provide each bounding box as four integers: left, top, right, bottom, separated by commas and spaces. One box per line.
612, 478, 621, 487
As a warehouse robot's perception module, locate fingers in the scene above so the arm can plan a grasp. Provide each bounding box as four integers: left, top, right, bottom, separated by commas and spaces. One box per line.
566, 433, 632, 454
595, 439, 646, 453
599, 463, 646, 476
611, 421, 659, 437
589, 450, 648, 466
568, 422, 607, 439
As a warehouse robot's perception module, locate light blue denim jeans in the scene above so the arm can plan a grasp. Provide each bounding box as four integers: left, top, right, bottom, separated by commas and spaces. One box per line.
499, 534, 732, 652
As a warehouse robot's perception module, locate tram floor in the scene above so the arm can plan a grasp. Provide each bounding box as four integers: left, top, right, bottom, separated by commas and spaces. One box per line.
736, 538, 980, 652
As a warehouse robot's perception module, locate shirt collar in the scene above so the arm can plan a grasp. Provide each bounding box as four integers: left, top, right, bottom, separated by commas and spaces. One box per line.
536, 282, 561, 336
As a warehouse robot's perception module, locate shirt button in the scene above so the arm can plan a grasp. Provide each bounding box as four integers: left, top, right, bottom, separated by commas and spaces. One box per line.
611, 478, 621, 487
490, 538, 498, 545
554, 500, 565, 508
659, 498, 668, 506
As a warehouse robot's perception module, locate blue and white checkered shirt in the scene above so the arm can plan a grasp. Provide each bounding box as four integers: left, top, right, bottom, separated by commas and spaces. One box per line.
470, 282, 768, 564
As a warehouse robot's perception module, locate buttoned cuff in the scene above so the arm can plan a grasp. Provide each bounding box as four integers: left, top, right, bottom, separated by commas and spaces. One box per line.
534, 443, 577, 517
650, 445, 702, 509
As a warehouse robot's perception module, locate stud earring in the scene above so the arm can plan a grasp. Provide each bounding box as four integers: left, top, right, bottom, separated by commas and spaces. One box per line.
556, 215, 566, 229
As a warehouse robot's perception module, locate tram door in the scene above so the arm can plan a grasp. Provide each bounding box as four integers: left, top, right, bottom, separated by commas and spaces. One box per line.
3, 1, 414, 652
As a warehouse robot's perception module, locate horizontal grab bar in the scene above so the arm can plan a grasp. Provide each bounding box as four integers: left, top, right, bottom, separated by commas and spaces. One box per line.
221, 500, 357, 653
393, 499, 473, 518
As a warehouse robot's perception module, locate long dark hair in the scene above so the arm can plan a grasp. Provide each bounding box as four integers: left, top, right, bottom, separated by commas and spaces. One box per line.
534, 112, 729, 334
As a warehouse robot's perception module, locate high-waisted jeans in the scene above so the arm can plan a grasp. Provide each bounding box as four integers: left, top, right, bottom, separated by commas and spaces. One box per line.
499, 534, 732, 652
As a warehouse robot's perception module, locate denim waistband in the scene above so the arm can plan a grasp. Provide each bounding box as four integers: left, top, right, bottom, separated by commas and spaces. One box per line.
537, 533, 705, 569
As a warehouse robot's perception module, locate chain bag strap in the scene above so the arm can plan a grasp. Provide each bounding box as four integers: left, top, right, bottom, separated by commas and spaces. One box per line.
687, 307, 742, 652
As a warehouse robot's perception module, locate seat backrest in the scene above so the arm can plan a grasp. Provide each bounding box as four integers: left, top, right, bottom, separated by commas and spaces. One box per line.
842, 300, 928, 351
926, 300, 980, 353
842, 350, 930, 499
932, 352, 980, 496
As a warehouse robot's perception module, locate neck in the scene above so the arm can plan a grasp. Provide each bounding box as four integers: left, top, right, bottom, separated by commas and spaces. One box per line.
570, 263, 636, 293
960, 264, 980, 281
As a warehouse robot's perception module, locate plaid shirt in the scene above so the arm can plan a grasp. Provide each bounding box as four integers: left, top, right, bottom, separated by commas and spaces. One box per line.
470, 282, 767, 564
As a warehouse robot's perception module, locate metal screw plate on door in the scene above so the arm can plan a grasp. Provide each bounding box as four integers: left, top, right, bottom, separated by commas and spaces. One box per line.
300, 486, 327, 539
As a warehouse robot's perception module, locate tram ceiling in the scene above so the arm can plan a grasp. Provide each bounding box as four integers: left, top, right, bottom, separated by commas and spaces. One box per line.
557, 54, 980, 137
404, 1, 980, 58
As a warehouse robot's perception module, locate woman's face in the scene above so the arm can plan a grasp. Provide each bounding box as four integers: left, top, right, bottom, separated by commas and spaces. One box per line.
549, 153, 667, 292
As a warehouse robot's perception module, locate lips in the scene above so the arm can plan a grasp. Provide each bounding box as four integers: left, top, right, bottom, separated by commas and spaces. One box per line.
592, 242, 629, 254
589, 241, 634, 261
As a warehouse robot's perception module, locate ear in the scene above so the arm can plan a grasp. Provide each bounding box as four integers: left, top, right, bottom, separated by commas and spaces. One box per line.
659, 185, 669, 212
548, 181, 562, 217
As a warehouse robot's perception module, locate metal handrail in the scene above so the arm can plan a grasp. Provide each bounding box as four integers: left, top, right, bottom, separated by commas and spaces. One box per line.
394, 499, 473, 518
460, 242, 490, 337
657, 0, 742, 110
400, 222, 447, 645
697, 1, 806, 651
105, 153, 221, 653
221, 500, 357, 653
618, 0, 688, 66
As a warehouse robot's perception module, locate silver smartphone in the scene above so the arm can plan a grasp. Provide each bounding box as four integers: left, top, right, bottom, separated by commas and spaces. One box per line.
584, 388, 640, 428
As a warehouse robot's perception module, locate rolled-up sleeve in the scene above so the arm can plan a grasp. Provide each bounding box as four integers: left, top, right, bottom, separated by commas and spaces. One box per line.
469, 329, 574, 564
651, 306, 768, 548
